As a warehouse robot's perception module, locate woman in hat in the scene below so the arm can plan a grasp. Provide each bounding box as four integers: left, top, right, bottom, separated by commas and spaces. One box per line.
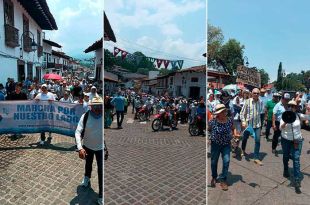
280, 100, 310, 193
208, 104, 239, 190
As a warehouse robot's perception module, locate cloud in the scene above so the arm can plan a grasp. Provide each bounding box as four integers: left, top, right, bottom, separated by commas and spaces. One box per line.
160, 23, 182, 36
45, 0, 102, 57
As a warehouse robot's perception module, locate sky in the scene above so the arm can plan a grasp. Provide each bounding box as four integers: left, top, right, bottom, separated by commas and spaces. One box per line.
104, 0, 206, 70
45, 0, 103, 59
209, 0, 310, 82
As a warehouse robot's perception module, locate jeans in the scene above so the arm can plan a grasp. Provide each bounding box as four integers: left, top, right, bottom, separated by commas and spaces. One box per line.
281, 137, 303, 182
116, 111, 124, 127
40, 132, 52, 141
241, 127, 261, 159
265, 120, 272, 139
83, 146, 103, 198
211, 143, 231, 181
272, 121, 281, 150
233, 120, 241, 134
260, 113, 265, 129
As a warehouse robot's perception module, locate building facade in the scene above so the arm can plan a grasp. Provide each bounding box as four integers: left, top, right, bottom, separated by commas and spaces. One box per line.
0, 0, 57, 84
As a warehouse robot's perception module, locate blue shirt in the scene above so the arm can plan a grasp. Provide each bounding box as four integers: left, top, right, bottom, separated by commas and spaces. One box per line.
273, 101, 286, 122
209, 118, 233, 145
111, 96, 125, 111
197, 106, 206, 116
0, 92, 4, 101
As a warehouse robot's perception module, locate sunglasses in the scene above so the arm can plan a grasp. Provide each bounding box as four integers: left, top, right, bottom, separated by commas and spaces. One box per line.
253, 92, 259, 95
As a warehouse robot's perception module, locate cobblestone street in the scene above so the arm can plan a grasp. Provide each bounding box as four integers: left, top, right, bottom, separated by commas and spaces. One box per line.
0, 133, 99, 205
104, 107, 206, 205
208, 128, 310, 205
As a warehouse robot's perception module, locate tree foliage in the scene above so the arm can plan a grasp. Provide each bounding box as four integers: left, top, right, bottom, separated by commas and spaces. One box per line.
258, 68, 270, 87
104, 49, 156, 73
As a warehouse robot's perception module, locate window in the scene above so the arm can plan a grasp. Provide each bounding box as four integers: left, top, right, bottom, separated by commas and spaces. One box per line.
48, 54, 51, 62
191, 77, 198, 82
3, 0, 14, 26
27, 63, 33, 80
170, 77, 173, 85
37, 30, 41, 46
43, 53, 47, 62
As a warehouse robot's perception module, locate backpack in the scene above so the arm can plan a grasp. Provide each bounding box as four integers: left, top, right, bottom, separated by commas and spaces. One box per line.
77, 111, 109, 160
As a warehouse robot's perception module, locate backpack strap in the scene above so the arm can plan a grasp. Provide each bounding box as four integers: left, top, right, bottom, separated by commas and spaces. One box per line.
81, 111, 90, 139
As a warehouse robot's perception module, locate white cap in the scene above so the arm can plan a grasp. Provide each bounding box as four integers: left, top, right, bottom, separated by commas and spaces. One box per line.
41, 84, 47, 88
91, 86, 97, 89
284, 93, 290, 99
84, 92, 91, 97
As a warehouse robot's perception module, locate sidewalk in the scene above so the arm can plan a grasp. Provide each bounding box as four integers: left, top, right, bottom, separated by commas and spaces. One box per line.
208, 129, 310, 205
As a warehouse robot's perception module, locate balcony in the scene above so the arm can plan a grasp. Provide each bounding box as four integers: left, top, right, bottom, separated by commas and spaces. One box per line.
4, 24, 19, 48
37, 45, 43, 57
23, 35, 32, 52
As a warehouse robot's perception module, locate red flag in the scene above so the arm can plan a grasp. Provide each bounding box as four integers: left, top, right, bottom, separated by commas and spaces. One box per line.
121, 51, 128, 59
156, 59, 163, 68
114, 47, 121, 57
163, 60, 170, 69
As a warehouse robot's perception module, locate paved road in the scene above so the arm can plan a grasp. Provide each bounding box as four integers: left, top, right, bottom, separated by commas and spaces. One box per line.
0, 133, 100, 205
208, 128, 310, 205
104, 107, 206, 205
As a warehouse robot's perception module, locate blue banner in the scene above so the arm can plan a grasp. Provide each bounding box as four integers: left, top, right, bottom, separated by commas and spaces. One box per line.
0, 101, 85, 137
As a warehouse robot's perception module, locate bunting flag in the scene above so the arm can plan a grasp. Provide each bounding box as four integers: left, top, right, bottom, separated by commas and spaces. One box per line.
127, 53, 135, 62
156, 59, 163, 68
171, 61, 177, 69
113, 47, 121, 57
149, 57, 156, 63
121, 50, 128, 59
177, 60, 184, 69
163, 60, 170, 69
112, 47, 185, 70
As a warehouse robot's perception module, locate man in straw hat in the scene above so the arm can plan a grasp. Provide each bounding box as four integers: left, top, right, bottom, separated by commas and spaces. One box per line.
75, 96, 103, 204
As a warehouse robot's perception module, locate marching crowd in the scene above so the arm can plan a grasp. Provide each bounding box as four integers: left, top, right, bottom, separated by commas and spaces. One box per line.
208, 87, 310, 193
104, 89, 206, 134
0, 77, 104, 204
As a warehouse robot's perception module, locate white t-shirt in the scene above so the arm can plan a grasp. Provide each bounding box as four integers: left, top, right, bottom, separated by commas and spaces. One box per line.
75, 112, 103, 151
280, 113, 310, 141
34, 92, 55, 101
60, 98, 73, 103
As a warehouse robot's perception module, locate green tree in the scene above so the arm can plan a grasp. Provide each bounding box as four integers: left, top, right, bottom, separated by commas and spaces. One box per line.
258, 68, 270, 87
207, 24, 224, 68
275, 62, 283, 91
218, 38, 245, 76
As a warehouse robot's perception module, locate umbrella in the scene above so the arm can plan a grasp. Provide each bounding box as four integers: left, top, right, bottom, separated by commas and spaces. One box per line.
223, 84, 241, 92
43, 73, 63, 80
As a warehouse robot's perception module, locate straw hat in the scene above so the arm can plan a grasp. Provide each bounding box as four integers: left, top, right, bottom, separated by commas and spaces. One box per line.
89, 97, 103, 105
214, 104, 227, 115
288, 100, 297, 106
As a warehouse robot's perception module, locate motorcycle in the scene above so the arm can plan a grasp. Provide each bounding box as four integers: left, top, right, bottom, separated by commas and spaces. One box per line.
189, 115, 206, 136
152, 109, 178, 131
137, 105, 150, 121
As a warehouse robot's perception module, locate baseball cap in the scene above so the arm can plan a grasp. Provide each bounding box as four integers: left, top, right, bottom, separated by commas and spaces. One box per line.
283, 93, 290, 99
91, 86, 97, 89
41, 84, 47, 88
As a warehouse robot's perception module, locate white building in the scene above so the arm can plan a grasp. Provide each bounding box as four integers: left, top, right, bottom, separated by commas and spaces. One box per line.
152, 65, 206, 99
42, 39, 62, 76
0, 0, 57, 85
84, 38, 102, 81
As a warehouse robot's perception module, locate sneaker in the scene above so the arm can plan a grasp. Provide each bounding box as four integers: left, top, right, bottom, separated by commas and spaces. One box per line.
97, 197, 103, 205
283, 170, 290, 178
169, 128, 173, 131
254, 159, 263, 166
39, 140, 45, 145
220, 181, 228, 191
81, 176, 90, 187
211, 178, 216, 187
241, 150, 247, 157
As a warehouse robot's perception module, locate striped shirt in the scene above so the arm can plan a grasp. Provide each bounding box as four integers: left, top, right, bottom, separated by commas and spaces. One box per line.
240, 98, 262, 128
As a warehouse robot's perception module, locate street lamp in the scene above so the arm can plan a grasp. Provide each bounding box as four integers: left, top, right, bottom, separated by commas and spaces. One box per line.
20, 30, 38, 59
243, 56, 249, 67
